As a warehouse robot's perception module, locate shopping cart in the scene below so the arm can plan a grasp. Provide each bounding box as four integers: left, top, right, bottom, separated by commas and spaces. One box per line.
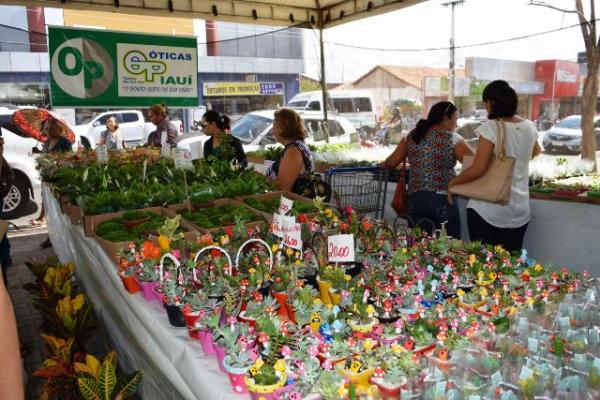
325, 166, 388, 219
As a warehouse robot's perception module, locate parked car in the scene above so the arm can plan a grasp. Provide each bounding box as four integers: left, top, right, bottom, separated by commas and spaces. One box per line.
0, 108, 42, 218
73, 110, 183, 149
542, 115, 600, 153
287, 90, 377, 132
177, 109, 355, 158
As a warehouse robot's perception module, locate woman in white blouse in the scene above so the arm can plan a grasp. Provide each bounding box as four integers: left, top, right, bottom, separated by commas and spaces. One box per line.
449, 80, 541, 252
98, 116, 125, 150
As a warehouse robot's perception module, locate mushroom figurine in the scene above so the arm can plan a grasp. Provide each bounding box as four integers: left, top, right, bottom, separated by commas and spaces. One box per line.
394, 319, 404, 334
373, 367, 385, 379
383, 298, 394, 318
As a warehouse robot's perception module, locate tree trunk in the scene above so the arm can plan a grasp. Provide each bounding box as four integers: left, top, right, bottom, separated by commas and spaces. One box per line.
580, 54, 598, 171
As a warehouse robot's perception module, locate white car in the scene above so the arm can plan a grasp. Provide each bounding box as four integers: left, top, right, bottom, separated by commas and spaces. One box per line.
542, 115, 600, 153
0, 108, 42, 218
177, 109, 356, 159
73, 110, 184, 149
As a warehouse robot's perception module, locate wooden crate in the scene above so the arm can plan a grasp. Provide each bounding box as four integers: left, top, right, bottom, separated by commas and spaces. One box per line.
92, 207, 199, 265
170, 198, 267, 233
236, 191, 317, 221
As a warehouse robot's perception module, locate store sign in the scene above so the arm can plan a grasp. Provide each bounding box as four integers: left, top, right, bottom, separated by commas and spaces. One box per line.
557, 70, 577, 83
203, 82, 284, 96
48, 26, 198, 107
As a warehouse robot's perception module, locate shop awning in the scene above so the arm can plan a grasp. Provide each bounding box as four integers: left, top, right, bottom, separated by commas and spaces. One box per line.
1, 0, 427, 29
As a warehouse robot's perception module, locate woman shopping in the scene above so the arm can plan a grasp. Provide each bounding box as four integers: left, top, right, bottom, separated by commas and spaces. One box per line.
98, 116, 125, 150
145, 103, 178, 148
448, 80, 541, 252
382, 101, 473, 238
201, 110, 247, 167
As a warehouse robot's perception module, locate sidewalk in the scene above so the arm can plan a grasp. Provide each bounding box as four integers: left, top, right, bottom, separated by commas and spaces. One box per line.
6, 229, 54, 399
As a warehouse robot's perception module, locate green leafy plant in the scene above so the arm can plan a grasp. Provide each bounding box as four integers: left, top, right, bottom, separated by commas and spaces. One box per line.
76, 351, 142, 400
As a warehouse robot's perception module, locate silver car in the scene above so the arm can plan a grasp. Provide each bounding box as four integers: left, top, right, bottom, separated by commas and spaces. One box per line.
542, 115, 600, 153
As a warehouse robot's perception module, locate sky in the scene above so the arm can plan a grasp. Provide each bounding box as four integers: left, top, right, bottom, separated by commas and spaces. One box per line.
304, 0, 596, 83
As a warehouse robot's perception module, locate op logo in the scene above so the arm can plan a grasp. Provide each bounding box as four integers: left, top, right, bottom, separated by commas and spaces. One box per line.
51, 38, 114, 98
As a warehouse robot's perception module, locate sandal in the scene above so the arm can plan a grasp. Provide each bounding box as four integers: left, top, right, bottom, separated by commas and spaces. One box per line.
30, 219, 45, 226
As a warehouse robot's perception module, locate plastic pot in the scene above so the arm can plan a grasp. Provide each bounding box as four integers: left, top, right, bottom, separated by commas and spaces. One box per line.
270, 290, 290, 319
213, 342, 227, 373
119, 272, 140, 294
222, 356, 250, 394
198, 330, 216, 356
183, 310, 201, 339
316, 276, 332, 305
165, 304, 187, 327
137, 279, 160, 302
244, 372, 287, 400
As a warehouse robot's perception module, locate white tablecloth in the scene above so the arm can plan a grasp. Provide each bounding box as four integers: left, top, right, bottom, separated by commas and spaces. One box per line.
43, 185, 237, 400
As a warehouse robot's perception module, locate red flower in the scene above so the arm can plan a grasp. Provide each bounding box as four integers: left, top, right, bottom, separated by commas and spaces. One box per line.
298, 214, 307, 223
210, 249, 221, 258
224, 226, 234, 237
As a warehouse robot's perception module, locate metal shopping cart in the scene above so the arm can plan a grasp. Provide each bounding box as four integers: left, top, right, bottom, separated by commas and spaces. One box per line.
325, 166, 388, 219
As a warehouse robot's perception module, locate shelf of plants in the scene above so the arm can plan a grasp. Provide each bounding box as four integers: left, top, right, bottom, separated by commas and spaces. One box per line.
40, 150, 600, 400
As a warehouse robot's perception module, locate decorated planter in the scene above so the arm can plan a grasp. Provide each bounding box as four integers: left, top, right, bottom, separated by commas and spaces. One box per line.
118, 271, 140, 294
165, 304, 187, 328
316, 276, 332, 305
222, 356, 250, 394
270, 290, 290, 319
370, 376, 407, 400
347, 318, 379, 334
182, 310, 201, 339
329, 290, 341, 305
336, 364, 375, 390
244, 372, 287, 400
213, 342, 227, 373
136, 279, 160, 302
198, 330, 216, 356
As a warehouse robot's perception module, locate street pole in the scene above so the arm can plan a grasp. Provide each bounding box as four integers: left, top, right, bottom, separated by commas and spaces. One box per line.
317, 7, 330, 143
443, 0, 464, 104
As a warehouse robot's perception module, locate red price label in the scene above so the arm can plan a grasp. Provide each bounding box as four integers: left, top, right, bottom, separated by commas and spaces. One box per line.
328, 243, 350, 258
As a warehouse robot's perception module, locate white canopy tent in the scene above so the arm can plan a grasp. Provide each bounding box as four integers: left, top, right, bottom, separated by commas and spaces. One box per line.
1, 0, 427, 29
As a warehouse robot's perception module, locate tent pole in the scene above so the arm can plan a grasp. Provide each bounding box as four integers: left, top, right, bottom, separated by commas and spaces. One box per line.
318, 10, 330, 143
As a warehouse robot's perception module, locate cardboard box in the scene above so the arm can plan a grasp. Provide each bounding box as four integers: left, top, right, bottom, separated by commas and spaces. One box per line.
59, 196, 70, 215
169, 198, 267, 233
236, 191, 317, 221
70, 204, 82, 225
92, 207, 200, 265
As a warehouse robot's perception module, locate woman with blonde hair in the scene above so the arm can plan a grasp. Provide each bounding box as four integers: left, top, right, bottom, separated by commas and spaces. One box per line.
145, 103, 177, 148
98, 116, 125, 150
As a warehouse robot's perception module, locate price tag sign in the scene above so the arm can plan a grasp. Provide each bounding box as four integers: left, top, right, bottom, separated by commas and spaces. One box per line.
283, 222, 302, 250
161, 143, 170, 158
278, 196, 294, 215
189, 141, 203, 160
327, 234, 355, 262
527, 338, 539, 353
519, 365, 533, 381
435, 381, 446, 397
272, 214, 295, 238
173, 148, 193, 170
95, 145, 108, 164
142, 159, 147, 182
558, 316, 570, 330
491, 371, 502, 386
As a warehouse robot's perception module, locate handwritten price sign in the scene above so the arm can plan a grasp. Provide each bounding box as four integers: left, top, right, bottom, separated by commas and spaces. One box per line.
173, 148, 193, 170
278, 196, 294, 215
327, 234, 355, 262
95, 145, 108, 164
272, 214, 295, 238
283, 222, 302, 250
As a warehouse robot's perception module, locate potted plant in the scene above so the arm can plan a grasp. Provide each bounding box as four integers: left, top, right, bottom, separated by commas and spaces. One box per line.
270, 264, 293, 319
120, 210, 152, 230
370, 360, 408, 400
76, 351, 142, 400
244, 360, 287, 400
135, 260, 160, 302
159, 280, 187, 328
336, 355, 375, 390
347, 303, 379, 336
118, 265, 140, 294
223, 344, 256, 393
313, 370, 345, 400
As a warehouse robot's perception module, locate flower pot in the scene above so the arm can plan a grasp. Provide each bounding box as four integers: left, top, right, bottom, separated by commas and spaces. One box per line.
183, 310, 201, 339
213, 342, 227, 373
244, 372, 287, 400
119, 272, 140, 294
198, 330, 216, 356
270, 290, 290, 319
285, 302, 296, 324
329, 290, 341, 305
165, 304, 187, 328
137, 279, 160, 302
336, 364, 374, 390
223, 356, 250, 394
121, 216, 151, 230
316, 277, 332, 305
347, 318, 378, 334
370, 377, 406, 400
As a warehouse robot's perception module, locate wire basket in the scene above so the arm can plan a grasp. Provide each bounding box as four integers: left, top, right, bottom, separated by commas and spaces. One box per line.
325, 166, 388, 219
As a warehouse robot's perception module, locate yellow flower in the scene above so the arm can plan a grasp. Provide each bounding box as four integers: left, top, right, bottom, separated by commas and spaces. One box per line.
489, 272, 497, 281
271, 244, 279, 253
527, 297, 535, 305
324, 208, 333, 218
274, 359, 286, 372
220, 235, 229, 245
264, 273, 271, 281
534, 264, 544, 273
456, 289, 465, 298
509, 306, 518, 316
286, 248, 294, 256
313, 298, 323, 306
363, 338, 375, 351
248, 268, 256, 274
332, 216, 339, 223
402, 248, 407, 254
391, 343, 403, 353
295, 260, 302, 266
467, 254, 477, 266
344, 274, 352, 281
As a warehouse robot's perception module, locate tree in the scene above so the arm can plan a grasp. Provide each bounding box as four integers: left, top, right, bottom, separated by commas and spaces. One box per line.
530, 0, 598, 171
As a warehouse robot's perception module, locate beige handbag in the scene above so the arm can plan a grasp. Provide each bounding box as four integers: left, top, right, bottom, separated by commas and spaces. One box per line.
449, 119, 515, 205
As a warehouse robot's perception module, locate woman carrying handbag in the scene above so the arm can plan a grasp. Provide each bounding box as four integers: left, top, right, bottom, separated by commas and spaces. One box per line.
449, 80, 541, 252
382, 101, 473, 238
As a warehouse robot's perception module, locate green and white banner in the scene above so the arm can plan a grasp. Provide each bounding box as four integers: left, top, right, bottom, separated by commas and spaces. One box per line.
48, 26, 198, 107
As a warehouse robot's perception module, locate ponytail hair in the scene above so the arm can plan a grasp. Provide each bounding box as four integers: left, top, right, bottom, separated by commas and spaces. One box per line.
204, 110, 232, 131
409, 101, 457, 145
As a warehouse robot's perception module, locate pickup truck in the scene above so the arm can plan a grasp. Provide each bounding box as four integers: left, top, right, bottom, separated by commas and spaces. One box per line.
73, 110, 183, 149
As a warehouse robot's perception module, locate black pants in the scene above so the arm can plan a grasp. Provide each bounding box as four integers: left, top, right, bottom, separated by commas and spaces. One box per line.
467, 208, 528, 253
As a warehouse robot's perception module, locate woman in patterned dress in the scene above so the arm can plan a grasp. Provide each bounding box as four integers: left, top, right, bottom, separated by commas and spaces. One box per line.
98, 116, 125, 150
382, 101, 473, 238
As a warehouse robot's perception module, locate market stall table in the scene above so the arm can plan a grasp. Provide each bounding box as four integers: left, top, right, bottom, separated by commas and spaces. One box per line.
43, 185, 235, 400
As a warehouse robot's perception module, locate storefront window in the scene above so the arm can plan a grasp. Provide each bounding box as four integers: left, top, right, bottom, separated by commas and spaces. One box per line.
204, 95, 282, 121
